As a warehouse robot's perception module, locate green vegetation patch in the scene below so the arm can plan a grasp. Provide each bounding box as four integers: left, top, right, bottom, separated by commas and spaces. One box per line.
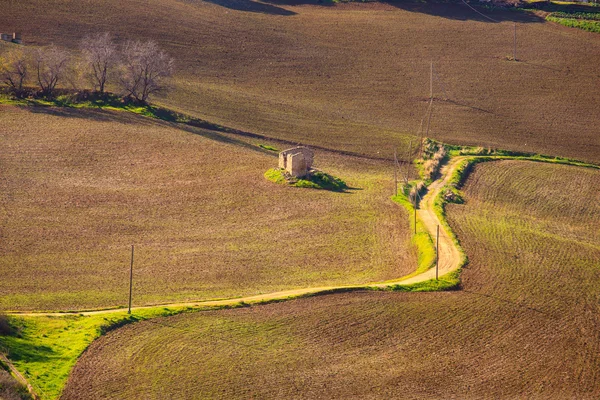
258, 144, 279, 152
546, 15, 600, 32
0, 308, 190, 399
264, 168, 287, 185
264, 169, 348, 192
551, 11, 600, 20
387, 269, 461, 292
391, 193, 436, 279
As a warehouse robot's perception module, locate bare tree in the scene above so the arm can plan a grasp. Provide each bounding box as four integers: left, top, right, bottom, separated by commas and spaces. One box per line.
80, 32, 119, 93
0, 46, 30, 97
34, 45, 70, 97
120, 40, 174, 103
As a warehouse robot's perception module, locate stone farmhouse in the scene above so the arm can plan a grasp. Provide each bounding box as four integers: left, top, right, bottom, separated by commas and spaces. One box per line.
0, 32, 22, 44
279, 146, 314, 178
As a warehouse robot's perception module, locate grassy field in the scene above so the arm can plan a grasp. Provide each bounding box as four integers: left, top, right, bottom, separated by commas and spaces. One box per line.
1, 0, 600, 162
0, 106, 415, 311
60, 160, 600, 399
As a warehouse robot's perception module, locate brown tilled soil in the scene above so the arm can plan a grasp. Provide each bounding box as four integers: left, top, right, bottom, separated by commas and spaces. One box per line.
61, 160, 600, 399
0, 106, 414, 311
1, 0, 600, 162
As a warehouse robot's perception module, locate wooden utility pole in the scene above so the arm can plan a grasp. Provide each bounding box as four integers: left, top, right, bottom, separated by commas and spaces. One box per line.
405, 140, 413, 184
419, 63, 434, 159
414, 198, 417, 234
513, 23, 517, 61
436, 225, 440, 280
128, 244, 134, 314
425, 98, 433, 140
430, 61, 434, 99
393, 148, 398, 196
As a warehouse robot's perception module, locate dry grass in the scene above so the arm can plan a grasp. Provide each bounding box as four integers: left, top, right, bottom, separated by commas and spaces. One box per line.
0, 106, 414, 311
0, 369, 31, 400
1, 0, 599, 162
61, 160, 600, 399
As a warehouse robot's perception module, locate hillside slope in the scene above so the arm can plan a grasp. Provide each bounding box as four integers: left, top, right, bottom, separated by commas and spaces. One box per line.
0, 106, 414, 311
1, 0, 599, 161
61, 160, 600, 399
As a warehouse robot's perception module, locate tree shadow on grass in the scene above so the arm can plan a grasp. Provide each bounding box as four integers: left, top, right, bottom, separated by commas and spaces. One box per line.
23, 105, 152, 126
0, 338, 55, 364
17, 103, 304, 157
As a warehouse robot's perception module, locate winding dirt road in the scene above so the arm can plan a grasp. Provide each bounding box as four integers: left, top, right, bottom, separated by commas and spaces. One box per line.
10, 158, 465, 317
393, 156, 464, 286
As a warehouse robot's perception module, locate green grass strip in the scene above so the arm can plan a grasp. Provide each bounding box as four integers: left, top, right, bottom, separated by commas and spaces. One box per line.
391, 193, 437, 280
547, 15, 600, 32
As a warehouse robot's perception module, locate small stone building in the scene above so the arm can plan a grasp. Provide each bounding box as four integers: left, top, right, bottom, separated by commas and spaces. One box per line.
279, 146, 314, 178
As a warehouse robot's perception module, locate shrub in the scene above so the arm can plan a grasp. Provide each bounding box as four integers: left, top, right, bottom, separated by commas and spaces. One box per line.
422, 146, 447, 180
0, 370, 33, 400
0, 314, 16, 336
409, 181, 426, 204
306, 171, 347, 192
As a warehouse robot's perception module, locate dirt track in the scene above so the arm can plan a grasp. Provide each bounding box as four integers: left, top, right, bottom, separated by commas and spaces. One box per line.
394, 157, 464, 285
11, 158, 464, 318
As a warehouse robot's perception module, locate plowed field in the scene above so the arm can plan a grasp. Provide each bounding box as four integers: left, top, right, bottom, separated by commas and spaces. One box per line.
0, 106, 414, 311
1, 0, 600, 161
61, 160, 600, 399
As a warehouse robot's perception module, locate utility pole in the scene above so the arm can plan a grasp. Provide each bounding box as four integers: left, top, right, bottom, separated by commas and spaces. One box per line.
436, 225, 440, 280
425, 98, 433, 141
394, 148, 398, 196
128, 244, 134, 314
413, 195, 417, 234
513, 23, 517, 62
405, 140, 413, 184
430, 61, 434, 99
420, 62, 435, 158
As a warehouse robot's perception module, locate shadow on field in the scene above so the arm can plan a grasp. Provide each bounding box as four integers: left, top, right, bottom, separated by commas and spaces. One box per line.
249, 0, 546, 24
2, 340, 55, 364
380, 1, 544, 23
203, 0, 297, 16
164, 121, 280, 156
24, 106, 153, 126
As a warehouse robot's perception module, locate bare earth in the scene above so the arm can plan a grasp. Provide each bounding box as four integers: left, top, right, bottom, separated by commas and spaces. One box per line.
12, 155, 464, 317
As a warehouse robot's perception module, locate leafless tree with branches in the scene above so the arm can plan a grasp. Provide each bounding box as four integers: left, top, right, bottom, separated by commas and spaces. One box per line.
34, 45, 70, 97
0, 46, 30, 97
80, 32, 119, 94
120, 40, 174, 103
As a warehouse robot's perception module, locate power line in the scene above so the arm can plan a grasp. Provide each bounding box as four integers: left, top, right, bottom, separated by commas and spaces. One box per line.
460, 0, 500, 23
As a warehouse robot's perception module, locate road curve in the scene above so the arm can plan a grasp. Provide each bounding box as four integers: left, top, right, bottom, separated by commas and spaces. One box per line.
392, 156, 464, 285
10, 158, 465, 317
